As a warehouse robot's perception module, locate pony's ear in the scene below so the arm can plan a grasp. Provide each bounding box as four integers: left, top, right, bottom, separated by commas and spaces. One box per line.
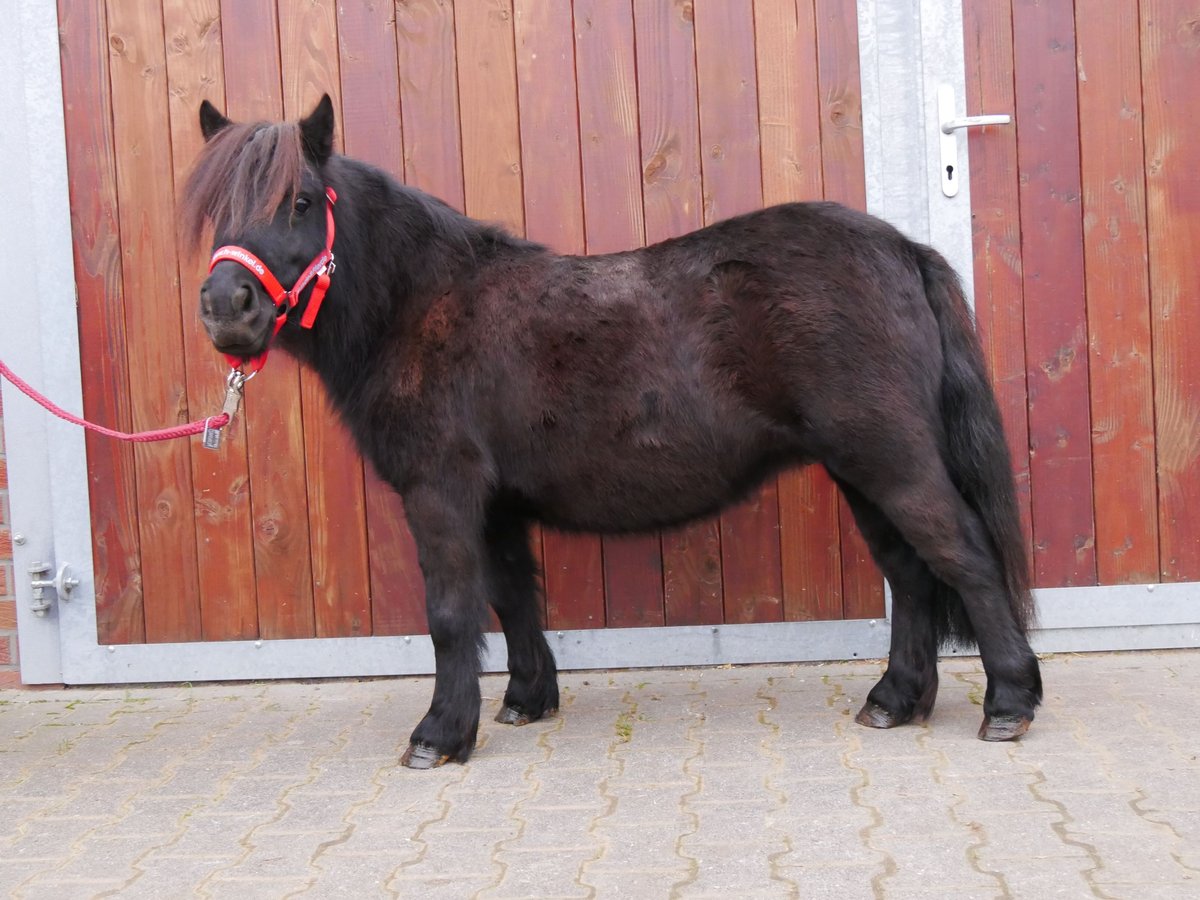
299, 93, 335, 165
199, 99, 231, 142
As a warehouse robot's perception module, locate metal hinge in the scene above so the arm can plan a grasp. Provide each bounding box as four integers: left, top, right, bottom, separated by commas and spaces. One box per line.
28, 561, 79, 617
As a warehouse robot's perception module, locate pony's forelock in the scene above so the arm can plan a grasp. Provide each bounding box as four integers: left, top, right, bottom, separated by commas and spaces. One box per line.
179, 120, 305, 252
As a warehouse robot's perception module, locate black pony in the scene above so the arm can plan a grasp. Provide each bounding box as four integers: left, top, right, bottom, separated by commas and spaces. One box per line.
184, 95, 1042, 768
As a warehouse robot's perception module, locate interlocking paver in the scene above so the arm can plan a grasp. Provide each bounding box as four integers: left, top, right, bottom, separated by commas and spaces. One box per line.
2, 650, 1200, 897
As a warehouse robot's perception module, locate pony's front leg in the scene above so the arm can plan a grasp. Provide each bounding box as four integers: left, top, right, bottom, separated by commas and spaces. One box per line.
399, 483, 488, 769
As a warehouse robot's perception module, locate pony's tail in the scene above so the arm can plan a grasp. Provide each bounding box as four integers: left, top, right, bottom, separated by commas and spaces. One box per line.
915, 245, 1034, 645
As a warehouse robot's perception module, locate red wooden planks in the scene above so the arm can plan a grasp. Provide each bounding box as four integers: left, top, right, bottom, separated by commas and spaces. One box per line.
163, 0, 260, 642
814, 0, 883, 618
105, 1, 204, 643
455, 1, 529, 635
755, 0, 844, 623
278, 1, 372, 639
395, 0, 466, 213
1011, 0, 1097, 587
1141, 0, 1200, 581
633, 0, 724, 627
57, 1, 145, 645
693, 0, 783, 625
336, 1, 427, 635
574, 0, 666, 629
386, 0, 469, 636
1075, 3, 1158, 584
961, 0, 1035, 579
455, 1, 525, 236
220, 0, 318, 638
512, 0, 602, 631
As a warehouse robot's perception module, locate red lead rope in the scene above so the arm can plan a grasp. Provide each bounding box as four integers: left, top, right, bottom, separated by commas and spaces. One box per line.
0, 190, 338, 445
0, 357, 236, 445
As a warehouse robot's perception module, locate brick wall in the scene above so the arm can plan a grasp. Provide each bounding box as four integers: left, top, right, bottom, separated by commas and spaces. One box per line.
0, 394, 18, 687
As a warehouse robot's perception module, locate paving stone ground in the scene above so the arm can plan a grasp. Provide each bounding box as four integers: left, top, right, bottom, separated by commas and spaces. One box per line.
1, 650, 1199, 898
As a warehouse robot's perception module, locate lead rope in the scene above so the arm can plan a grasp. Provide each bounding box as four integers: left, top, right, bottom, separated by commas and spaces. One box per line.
0, 357, 244, 449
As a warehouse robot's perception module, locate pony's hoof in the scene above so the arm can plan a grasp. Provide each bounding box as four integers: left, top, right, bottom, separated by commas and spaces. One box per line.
494, 705, 556, 726
978, 715, 1031, 742
400, 742, 451, 769
855, 700, 902, 729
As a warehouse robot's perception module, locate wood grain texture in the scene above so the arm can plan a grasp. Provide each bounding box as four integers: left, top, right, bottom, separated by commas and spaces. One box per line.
387, 0, 470, 633
57, 0, 145, 645
163, 0, 260, 642
961, 0, 1035, 578
1075, 2, 1158, 584
814, 0, 883, 618
336, 0, 427, 635
1012, 0, 1097, 587
454, 1, 525, 235
756, 0, 844, 622
220, 0, 317, 638
455, 0, 529, 634
693, 0, 783, 625
396, 0, 466, 212
1141, 0, 1200, 580
633, 0, 723, 627
105, 0, 204, 643
513, 0, 606, 631
574, 0, 666, 628
279, 0, 372, 639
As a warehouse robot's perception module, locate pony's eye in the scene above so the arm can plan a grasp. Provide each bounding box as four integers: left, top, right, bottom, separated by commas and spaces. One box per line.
294, 195, 312, 215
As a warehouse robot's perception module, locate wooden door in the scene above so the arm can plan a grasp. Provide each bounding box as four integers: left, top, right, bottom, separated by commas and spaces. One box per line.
964, 0, 1200, 591
59, 0, 885, 649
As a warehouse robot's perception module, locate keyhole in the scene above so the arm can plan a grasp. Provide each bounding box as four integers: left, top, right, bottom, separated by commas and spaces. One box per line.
946, 164, 955, 181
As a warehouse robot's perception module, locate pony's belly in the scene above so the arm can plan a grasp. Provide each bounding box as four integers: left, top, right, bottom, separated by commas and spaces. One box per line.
527, 443, 788, 534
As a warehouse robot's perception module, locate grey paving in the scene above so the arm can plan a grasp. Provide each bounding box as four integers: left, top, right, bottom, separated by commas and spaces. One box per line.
1, 650, 1199, 898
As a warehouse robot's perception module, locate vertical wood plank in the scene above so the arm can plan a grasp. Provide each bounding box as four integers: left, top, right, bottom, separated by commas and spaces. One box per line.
57, 0, 145, 645
693, 0, 783, 625
219, 0, 318, 638
1075, 2, 1158, 584
387, 0, 467, 634
755, 0, 844, 622
632, 0, 724, 627
455, 1, 525, 235
574, 0, 666, 628
278, 0, 371, 639
1142, 0, 1200, 581
455, 0, 527, 635
961, 0, 1035, 579
163, 0, 260, 643
336, 0, 427, 635
513, 0, 606, 631
1012, 0, 1097, 587
396, 0, 466, 213
105, 0, 204, 643
814, 0, 884, 619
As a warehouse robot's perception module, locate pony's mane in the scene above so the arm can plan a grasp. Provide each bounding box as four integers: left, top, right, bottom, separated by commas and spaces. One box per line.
179, 120, 305, 251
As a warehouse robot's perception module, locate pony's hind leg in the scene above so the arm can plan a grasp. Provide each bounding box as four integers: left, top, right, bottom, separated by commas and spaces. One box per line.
484, 509, 559, 726
832, 455, 1041, 740
833, 477, 941, 729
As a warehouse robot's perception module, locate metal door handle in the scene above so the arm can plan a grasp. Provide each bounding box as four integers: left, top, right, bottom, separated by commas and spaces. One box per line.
941, 114, 1011, 134
937, 84, 1012, 198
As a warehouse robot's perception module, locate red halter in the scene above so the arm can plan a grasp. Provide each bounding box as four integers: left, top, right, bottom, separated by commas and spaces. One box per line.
208, 187, 338, 373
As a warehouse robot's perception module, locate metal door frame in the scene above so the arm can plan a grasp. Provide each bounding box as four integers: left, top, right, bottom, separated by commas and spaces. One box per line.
3, 0, 1195, 685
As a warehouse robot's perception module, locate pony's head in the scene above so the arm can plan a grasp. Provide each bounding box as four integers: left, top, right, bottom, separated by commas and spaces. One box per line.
182, 95, 337, 369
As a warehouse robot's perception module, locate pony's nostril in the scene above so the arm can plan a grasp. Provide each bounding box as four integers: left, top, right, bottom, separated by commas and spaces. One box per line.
232, 284, 252, 313
200, 285, 213, 317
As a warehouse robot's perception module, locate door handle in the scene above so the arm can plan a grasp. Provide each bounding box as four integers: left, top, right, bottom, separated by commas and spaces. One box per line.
937, 84, 1012, 197
941, 114, 1011, 134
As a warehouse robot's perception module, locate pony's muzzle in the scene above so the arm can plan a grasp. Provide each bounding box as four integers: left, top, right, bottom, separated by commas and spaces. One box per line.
200, 264, 272, 357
